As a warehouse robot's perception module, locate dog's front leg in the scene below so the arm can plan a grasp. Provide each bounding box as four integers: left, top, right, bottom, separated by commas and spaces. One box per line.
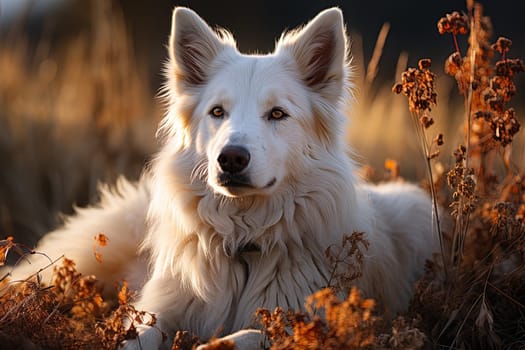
196, 329, 266, 350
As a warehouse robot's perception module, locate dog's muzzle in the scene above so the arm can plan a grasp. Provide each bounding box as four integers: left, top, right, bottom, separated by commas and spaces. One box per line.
217, 145, 253, 188
215, 145, 277, 191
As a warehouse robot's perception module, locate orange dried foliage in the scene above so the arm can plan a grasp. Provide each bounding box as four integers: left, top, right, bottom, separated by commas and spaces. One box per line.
52, 257, 109, 322
95, 280, 164, 349
171, 330, 202, 350
0, 259, 105, 348
0, 236, 33, 268
257, 287, 379, 350
384, 159, 400, 180
94, 232, 109, 263
0, 236, 15, 266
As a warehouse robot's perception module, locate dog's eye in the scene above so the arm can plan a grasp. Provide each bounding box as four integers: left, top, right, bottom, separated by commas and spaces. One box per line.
210, 106, 225, 118
268, 108, 288, 120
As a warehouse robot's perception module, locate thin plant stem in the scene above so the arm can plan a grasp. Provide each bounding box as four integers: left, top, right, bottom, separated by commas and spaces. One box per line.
410, 111, 448, 279
453, 34, 461, 56
453, 7, 477, 272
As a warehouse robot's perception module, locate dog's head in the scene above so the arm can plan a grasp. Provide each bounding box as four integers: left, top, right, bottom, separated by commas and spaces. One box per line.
161, 7, 352, 198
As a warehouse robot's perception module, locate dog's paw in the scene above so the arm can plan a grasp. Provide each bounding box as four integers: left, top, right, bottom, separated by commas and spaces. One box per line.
196, 329, 265, 350
121, 325, 164, 350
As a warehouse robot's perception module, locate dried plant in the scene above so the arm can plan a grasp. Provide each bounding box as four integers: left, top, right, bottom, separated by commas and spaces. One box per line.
376, 315, 426, 350
171, 330, 202, 350
257, 287, 378, 350
393, 58, 447, 275
95, 280, 163, 349
0, 259, 104, 348
325, 232, 369, 293
0, 236, 36, 270
52, 258, 109, 323
93, 232, 109, 264
394, 1, 525, 349
1, 249, 158, 350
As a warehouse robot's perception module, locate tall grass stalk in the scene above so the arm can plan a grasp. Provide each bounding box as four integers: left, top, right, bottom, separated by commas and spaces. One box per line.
450, 4, 478, 274
411, 109, 448, 278
393, 60, 447, 277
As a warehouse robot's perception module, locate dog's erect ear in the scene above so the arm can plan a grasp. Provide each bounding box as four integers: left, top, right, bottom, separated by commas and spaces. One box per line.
276, 8, 348, 100
169, 7, 234, 86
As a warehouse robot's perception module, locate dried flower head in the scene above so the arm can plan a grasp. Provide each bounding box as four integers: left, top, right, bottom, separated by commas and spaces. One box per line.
490, 108, 520, 146
418, 58, 432, 70
419, 114, 434, 129
435, 133, 444, 146
495, 58, 525, 78
393, 59, 437, 114
445, 52, 463, 76
491, 37, 512, 56
437, 11, 469, 35
447, 145, 477, 216
475, 53, 523, 147
490, 75, 516, 101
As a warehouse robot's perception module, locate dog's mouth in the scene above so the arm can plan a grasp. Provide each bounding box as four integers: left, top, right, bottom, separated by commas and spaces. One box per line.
218, 173, 253, 188
264, 178, 277, 188
217, 173, 277, 192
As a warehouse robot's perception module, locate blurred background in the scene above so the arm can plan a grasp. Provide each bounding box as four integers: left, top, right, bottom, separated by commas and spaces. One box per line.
0, 0, 524, 245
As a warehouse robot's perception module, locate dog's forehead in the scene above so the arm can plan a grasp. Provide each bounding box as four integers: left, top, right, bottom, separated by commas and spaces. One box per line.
209, 54, 297, 95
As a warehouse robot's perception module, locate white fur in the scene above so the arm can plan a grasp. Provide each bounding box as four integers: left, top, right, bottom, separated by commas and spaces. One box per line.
5, 7, 437, 349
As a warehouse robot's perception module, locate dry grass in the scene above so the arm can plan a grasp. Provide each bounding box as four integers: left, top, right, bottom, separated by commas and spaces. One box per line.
1, 0, 525, 349
0, 258, 106, 348
0, 1, 159, 246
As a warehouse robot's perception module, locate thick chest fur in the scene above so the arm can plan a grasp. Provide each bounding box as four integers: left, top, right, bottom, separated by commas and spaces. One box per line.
228, 245, 330, 331
174, 247, 331, 339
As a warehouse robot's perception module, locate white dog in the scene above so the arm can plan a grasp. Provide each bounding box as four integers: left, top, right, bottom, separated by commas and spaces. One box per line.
7, 7, 436, 349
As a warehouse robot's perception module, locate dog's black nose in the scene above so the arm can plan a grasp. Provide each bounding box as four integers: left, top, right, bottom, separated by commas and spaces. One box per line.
218, 145, 250, 173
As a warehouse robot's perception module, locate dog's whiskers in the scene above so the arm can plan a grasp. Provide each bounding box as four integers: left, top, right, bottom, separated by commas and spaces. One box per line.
190, 159, 208, 184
